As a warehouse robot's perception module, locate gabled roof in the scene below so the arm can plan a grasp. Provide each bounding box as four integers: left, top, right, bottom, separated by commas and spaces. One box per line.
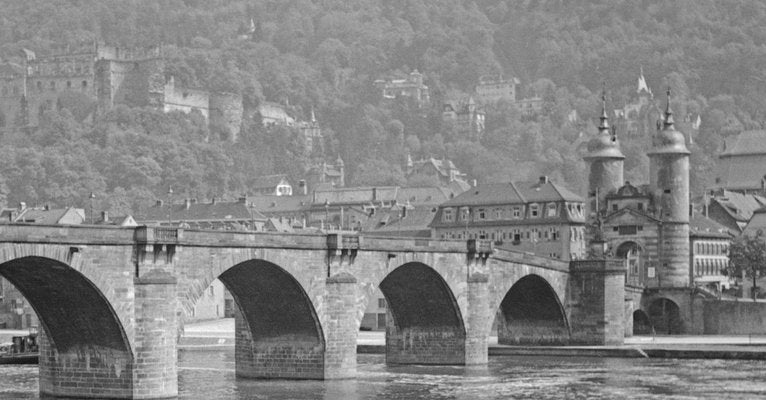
439, 178, 583, 208
15, 207, 85, 225
710, 190, 766, 223
690, 212, 734, 238
135, 199, 265, 223
362, 206, 436, 236
252, 174, 289, 190
313, 187, 399, 205
743, 208, 766, 237
249, 195, 311, 214
396, 186, 453, 206
602, 206, 660, 224
720, 130, 766, 157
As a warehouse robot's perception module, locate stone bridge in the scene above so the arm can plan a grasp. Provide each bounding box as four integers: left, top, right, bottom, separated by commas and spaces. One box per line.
0, 224, 625, 399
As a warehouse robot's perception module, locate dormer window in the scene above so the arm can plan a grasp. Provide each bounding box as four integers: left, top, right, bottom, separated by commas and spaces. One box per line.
442, 208, 454, 222
546, 203, 557, 217
530, 204, 539, 218
512, 206, 521, 218
478, 208, 486, 220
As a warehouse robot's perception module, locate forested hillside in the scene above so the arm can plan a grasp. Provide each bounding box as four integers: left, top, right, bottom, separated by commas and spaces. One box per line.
0, 0, 764, 213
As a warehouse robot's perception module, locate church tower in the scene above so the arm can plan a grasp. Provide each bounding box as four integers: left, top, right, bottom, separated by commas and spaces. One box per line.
647, 88, 690, 287
583, 88, 624, 216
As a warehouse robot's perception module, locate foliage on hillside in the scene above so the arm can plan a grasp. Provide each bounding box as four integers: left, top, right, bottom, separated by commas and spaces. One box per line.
0, 0, 763, 213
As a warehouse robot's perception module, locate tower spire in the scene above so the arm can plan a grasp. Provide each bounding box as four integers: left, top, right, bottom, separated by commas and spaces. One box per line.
599, 82, 609, 133
663, 86, 674, 128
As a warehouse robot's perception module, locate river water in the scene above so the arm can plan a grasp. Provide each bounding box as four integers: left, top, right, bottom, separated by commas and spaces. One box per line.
2, 351, 766, 399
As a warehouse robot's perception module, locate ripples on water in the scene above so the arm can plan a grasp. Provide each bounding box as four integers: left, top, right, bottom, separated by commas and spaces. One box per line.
2, 351, 766, 399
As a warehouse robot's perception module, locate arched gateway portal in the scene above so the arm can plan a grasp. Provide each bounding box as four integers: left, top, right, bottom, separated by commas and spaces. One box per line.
0, 256, 133, 398
496, 274, 570, 345
379, 262, 466, 365
648, 298, 683, 334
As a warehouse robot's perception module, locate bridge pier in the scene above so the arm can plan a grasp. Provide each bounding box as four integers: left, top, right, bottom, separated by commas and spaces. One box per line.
132, 271, 178, 399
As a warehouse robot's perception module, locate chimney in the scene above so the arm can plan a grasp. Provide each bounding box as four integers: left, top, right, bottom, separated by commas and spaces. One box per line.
185, 199, 191, 210
471, 179, 477, 187
211, 197, 217, 205
101, 211, 109, 222
299, 180, 307, 195
44, 204, 49, 211
539, 176, 549, 184
19, 202, 26, 211
156, 200, 164, 207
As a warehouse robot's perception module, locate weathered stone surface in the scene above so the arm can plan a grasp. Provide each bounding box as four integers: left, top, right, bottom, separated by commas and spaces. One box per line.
0, 225, 624, 399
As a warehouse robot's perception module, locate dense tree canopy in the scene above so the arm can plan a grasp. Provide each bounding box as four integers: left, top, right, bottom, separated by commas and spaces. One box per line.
0, 0, 762, 213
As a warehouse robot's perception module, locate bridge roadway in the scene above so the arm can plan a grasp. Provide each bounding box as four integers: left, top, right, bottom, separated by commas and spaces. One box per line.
0, 224, 625, 399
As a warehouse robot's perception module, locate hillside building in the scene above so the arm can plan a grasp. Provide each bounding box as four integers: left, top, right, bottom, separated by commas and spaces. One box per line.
474, 75, 519, 105
373, 70, 430, 107
441, 96, 485, 139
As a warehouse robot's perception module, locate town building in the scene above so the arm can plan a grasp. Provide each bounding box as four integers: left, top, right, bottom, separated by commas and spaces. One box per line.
689, 212, 734, 292
306, 157, 345, 189
715, 130, 766, 194
252, 175, 293, 196
441, 96, 485, 139
429, 176, 587, 261
405, 156, 470, 190
516, 96, 543, 117
703, 189, 766, 234
134, 197, 267, 231
373, 70, 430, 107
474, 75, 519, 105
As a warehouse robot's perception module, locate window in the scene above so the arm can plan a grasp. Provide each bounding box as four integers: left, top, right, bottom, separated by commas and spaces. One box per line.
66, 81, 72, 88
494, 208, 503, 219
377, 313, 386, 328
378, 298, 386, 309
612, 204, 618, 211
618, 225, 638, 235
512, 206, 522, 218
459, 207, 470, 221
637, 203, 644, 211
530, 204, 539, 218
36, 81, 42, 91
49, 81, 55, 90
209, 286, 214, 296
443, 208, 454, 222
478, 208, 487, 220
547, 203, 557, 217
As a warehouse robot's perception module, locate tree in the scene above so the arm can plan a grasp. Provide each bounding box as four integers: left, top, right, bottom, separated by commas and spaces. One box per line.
728, 232, 766, 301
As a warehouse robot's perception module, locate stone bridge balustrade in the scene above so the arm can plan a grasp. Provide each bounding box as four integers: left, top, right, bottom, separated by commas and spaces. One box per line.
0, 224, 624, 399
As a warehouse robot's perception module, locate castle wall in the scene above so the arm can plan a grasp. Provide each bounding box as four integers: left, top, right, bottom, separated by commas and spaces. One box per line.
163, 80, 211, 120
209, 92, 243, 141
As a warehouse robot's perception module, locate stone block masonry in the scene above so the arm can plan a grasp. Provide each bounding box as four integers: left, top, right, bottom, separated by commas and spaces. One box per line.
0, 225, 625, 398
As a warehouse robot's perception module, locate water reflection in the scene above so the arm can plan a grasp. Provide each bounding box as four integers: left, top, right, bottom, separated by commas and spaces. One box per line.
3, 351, 766, 399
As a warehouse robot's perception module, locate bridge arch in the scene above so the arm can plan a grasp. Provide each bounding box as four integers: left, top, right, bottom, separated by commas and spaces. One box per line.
495, 274, 570, 345
0, 256, 132, 354
378, 261, 466, 364
180, 252, 326, 379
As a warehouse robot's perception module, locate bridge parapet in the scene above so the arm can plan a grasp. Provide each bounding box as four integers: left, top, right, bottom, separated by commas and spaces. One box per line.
491, 248, 570, 272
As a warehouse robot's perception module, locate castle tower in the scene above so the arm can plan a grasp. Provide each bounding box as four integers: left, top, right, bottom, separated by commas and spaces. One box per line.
583, 88, 624, 216
647, 88, 690, 288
